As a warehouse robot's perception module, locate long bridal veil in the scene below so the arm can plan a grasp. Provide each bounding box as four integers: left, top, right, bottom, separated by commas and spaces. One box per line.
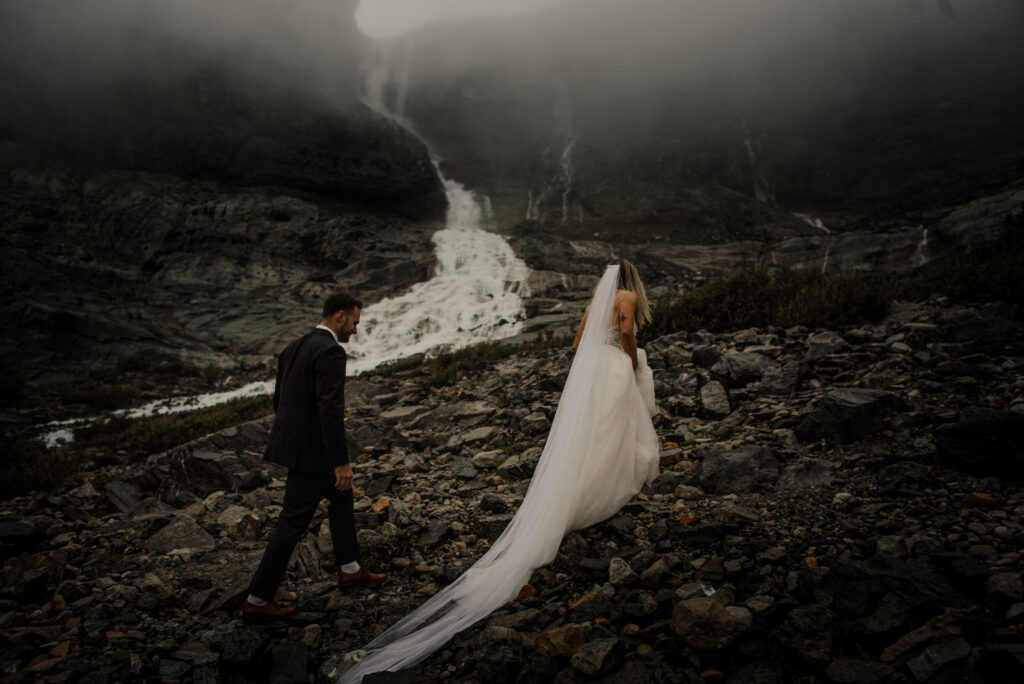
338, 265, 624, 683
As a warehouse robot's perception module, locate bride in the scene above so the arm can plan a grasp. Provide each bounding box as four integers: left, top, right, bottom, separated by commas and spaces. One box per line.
339, 260, 660, 682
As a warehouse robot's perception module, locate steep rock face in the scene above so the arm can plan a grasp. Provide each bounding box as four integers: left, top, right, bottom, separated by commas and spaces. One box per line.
0, 142, 441, 380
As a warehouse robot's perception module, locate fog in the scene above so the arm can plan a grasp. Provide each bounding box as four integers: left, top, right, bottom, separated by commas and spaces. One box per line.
2, 0, 1022, 172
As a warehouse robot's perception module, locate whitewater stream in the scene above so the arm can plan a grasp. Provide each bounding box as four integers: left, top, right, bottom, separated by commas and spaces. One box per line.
45, 74, 530, 445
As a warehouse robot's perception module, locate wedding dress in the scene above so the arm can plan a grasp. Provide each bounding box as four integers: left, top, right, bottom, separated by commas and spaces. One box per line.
339, 265, 659, 683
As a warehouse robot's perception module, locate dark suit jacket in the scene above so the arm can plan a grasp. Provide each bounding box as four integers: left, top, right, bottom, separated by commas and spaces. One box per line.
265, 328, 349, 475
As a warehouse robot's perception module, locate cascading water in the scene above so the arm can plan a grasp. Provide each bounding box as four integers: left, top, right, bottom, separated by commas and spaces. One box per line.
560, 137, 576, 225
742, 121, 773, 204
795, 213, 833, 274
345, 177, 529, 374
916, 225, 929, 266
347, 56, 530, 374
42, 52, 530, 447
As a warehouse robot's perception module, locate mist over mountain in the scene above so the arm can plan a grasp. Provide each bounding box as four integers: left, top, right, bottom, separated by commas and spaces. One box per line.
377, 0, 1024, 226
1, 0, 1023, 416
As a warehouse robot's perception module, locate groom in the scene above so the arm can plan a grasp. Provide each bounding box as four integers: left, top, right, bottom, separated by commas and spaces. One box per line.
242, 291, 387, 619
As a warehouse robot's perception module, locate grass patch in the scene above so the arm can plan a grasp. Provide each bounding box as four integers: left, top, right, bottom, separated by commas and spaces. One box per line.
640, 267, 891, 342
1, 393, 272, 500
360, 528, 423, 571
0, 438, 84, 500
74, 394, 272, 461
894, 226, 1024, 306
362, 330, 570, 387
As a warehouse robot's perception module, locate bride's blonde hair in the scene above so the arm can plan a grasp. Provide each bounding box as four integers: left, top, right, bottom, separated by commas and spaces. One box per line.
614, 258, 652, 329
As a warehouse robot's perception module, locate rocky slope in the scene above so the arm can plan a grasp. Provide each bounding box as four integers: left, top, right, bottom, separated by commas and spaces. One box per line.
0, 113, 446, 401
2, 296, 1022, 682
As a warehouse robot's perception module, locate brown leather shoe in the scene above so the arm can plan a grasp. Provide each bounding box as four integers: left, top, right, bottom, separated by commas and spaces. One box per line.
240, 599, 297, 620
337, 567, 388, 591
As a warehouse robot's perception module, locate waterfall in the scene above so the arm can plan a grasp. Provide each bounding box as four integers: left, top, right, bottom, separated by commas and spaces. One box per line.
525, 190, 540, 221
742, 121, 773, 203
560, 137, 576, 225
795, 213, 832, 274
347, 54, 530, 374
916, 225, 929, 266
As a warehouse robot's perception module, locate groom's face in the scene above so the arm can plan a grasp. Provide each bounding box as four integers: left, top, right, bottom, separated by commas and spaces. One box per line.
338, 307, 360, 342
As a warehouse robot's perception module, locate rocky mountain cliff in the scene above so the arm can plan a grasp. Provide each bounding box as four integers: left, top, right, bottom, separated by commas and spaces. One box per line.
1, 296, 1021, 682
3, 0, 1024, 427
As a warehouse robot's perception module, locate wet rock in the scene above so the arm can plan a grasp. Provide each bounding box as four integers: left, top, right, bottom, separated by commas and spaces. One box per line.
145, 516, 216, 555
796, 388, 899, 444
761, 360, 809, 397
535, 623, 587, 657
217, 505, 261, 540
570, 638, 623, 676
672, 597, 736, 650
479, 493, 508, 514
777, 457, 835, 491
699, 446, 780, 494
711, 352, 776, 388
806, 331, 850, 360
609, 557, 638, 586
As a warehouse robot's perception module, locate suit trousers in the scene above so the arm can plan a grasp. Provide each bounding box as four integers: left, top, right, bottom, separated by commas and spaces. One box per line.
248, 468, 358, 601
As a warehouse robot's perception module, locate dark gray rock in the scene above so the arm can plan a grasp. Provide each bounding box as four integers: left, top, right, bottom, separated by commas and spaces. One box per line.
692, 345, 722, 369
936, 408, 1024, 479
699, 446, 780, 494
699, 380, 731, 417
479, 493, 508, 514
777, 458, 835, 491
145, 516, 216, 555
796, 388, 898, 444
711, 352, 776, 388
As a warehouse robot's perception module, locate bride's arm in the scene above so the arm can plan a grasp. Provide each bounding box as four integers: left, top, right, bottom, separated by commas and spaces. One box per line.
572, 308, 589, 352
618, 292, 639, 369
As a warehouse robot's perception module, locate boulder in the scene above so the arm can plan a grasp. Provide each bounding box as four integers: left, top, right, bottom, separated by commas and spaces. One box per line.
146, 516, 216, 555
777, 458, 835, 491
710, 352, 776, 388
699, 380, 731, 417
672, 597, 736, 650
699, 446, 780, 494
796, 388, 898, 444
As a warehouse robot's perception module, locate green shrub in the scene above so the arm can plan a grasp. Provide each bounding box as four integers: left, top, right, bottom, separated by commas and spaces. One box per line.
73, 394, 272, 459
0, 437, 84, 499
640, 267, 891, 343
361, 330, 570, 387
360, 528, 423, 571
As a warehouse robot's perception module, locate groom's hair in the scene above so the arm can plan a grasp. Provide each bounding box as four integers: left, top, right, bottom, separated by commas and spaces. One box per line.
322, 291, 362, 318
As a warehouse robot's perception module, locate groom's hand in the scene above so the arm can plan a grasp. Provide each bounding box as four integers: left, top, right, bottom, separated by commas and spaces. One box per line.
334, 464, 354, 491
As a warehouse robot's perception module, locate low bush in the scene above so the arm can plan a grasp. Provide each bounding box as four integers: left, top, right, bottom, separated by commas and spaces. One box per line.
74, 394, 272, 460
363, 330, 570, 387
640, 267, 891, 343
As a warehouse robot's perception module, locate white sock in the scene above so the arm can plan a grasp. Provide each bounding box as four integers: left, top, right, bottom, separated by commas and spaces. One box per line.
340, 561, 361, 574
246, 594, 268, 606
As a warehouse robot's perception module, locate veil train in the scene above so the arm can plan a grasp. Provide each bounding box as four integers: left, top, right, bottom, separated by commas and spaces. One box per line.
339, 265, 622, 682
